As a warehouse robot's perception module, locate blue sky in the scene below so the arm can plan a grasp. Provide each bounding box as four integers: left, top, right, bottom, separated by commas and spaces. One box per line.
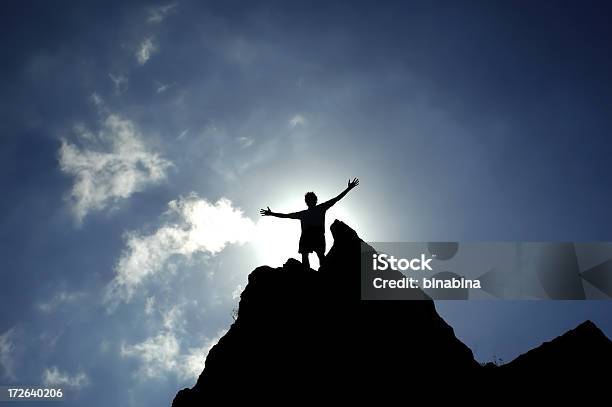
1, 1, 612, 405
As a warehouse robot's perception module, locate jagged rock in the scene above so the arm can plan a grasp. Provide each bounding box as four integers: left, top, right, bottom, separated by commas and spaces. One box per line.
501, 320, 612, 372
173, 220, 476, 405
172, 220, 611, 405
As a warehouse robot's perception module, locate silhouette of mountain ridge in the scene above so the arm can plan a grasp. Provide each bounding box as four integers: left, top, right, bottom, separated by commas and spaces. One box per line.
172, 220, 611, 405
501, 319, 612, 372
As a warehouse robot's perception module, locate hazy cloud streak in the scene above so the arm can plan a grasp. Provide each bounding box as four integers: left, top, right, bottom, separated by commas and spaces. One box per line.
42, 367, 89, 388
147, 4, 178, 24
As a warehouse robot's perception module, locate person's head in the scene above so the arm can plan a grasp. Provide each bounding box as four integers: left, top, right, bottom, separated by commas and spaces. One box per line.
305, 191, 318, 208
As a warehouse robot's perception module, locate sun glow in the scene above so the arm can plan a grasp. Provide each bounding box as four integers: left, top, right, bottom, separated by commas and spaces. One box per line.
253, 217, 301, 267
252, 203, 357, 269
246, 174, 373, 270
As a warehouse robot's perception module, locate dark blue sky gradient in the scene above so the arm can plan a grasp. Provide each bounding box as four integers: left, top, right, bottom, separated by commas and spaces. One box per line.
1, 1, 612, 405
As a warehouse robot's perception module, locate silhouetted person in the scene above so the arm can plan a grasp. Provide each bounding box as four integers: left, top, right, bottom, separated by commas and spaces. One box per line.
260, 178, 359, 269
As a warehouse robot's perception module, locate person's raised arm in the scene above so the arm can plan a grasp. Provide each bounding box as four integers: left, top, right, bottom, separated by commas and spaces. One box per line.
260, 206, 301, 219
321, 178, 359, 210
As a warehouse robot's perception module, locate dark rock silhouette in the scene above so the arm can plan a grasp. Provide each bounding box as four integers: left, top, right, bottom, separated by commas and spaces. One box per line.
500, 320, 612, 372
172, 221, 611, 405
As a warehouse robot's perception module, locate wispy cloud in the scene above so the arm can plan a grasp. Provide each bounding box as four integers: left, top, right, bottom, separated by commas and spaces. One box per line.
237, 136, 254, 148
136, 38, 157, 65
155, 81, 175, 93
58, 112, 172, 223
105, 195, 255, 304
144, 296, 156, 315
289, 114, 306, 128
0, 328, 16, 379
121, 332, 179, 379
177, 129, 189, 140
90, 92, 104, 107
121, 330, 225, 380
37, 291, 87, 313
109, 73, 128, 94
161, 305, 184, 331
147, 3, 178, 24
42, 367, 89, 388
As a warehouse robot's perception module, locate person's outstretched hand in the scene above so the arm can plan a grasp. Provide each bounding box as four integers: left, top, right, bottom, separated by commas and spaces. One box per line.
260, 206, 272, 216
348, 177, 359, 189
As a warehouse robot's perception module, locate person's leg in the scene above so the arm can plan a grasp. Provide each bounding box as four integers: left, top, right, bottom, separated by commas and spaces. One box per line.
301, 252, 310, 269
315, 250, 325, 269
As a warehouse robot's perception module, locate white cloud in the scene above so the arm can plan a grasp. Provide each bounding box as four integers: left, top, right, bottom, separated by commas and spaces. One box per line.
59, 113, 172, 223
289, 114, 306, 128
106, 195, 255, 304
121, 332, 179, 379
0, 328, 16, 379
162, 305, 184, 331
155, 81, 175, 93
38, 291, 87, 313
121, 330, 225, 381
42, 367, 89, 388
147, 4, 178, 24
109, 73, 128, 94
136, 38, 157, 65
144, 296, 156, 315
